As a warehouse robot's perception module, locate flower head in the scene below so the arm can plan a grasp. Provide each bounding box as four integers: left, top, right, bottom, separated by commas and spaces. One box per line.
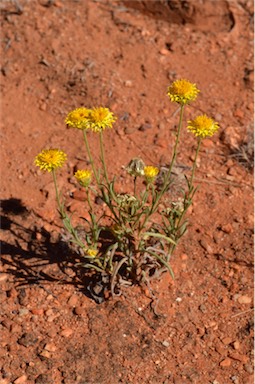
187, 114, 219, 138
87, 107, 117, 133
85, 248, 98, 258
126, 158, 145, 177
144, 165, 159, 183
74, 169, 92, 187
65, 107, 91, 129
167, 79, 200, 105
34, 149, 67, 172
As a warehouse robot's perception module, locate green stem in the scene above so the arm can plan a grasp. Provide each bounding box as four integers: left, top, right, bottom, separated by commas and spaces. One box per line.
144, 104, 185, 223
52, 169, 63, 216
189, 137, 202, 191
82, 130, 100, 184
100, 130, 109, 185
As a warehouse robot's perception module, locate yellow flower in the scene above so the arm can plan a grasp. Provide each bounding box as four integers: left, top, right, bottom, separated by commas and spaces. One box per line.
144, 165, 159, 183
167, 79, 200, 105
74, 169, 92, 187
86, 248, 98, 258
187, 114, 219, 138
87, 107, 117, 133
34, 149, 67, 172
65, 107, 91, 129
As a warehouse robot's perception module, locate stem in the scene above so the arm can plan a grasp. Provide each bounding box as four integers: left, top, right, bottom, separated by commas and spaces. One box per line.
145, 104, 185, 220
100, 130, 109, 185
189, 137, 202, 191
82, 130, 100, 184
52, 169, 63, 216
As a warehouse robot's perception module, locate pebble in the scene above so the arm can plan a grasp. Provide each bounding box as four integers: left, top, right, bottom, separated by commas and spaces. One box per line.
67, 294, 79, 307
74, 306, 83, 315
162, 340, 170, 347
222, 337, 232, 345
40, 350, 51, 359
237, 295, 252, 304
59, 328, 73, 337
14, 375, 28, 384
221, 223, 233, 234
31, 308, 44, 315
0, 273, 8, 282
72, 189, 87, 201
200, 239, 213, 254
233, 341, 240, 350
18, 333, 38, 347
244, 363, 253, 374
229, 352, 249, 363
124, 80, 133, 87
220, 126, 241, 150
44, 342, 57, 352
220, 357, 231, 367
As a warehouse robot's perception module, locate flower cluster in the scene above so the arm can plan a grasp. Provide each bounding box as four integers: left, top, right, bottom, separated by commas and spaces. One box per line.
65, 107, 116, 132
167, 79, 199, 105
34, 149, 67, 172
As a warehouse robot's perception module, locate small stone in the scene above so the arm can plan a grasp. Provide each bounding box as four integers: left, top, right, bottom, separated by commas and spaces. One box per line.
67, 294, 79, 307
40, 350, 51, 359
237, 295, 252, 304
199, 304, 207, 313
18, 333, 38, 347
200, 239, 213, 254
229, 352, 249, 363
14, 375, 28, 384
159, 48, 169, 55
244, 363, 253, 374
221, 224, 233, 234
220, 357, 231, 367
0, 273, 8, 282
74, 306, 83, 315
44, 343, 57, 352
72, 189, 87, 201
233, 109, 244, 119
35, 374, 52, 384
59, 328, 73, 338
233, 341, 240, 350
222, 337, 232, 345
124, 80, 133, 87
31, 308, 44, 315
162, 340, 170, 347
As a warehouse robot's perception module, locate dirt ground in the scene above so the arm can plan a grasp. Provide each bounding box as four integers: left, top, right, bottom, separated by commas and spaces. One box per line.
0, 0, 254, 383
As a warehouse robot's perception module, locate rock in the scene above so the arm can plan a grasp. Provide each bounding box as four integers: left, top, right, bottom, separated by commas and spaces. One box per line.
199, 239, 213, 254
59, 328, 73, 337
0, 273, 8, 283
14, 375, 28, 384
222, 337, 232, 345
233, 341, 240, 350
18, 333, 38, 347
229, 352, 249, 363
221, 224, 233, 234
237, 295, 252, 304
220, 126, 242, 150
44, 342, 57, 352
244, 364, 253, 374
162, 340, 170, 347
35, 374, 53, 384
220, 357, 231, 367
67, 294, 79, 307
40, 350, 51, 359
